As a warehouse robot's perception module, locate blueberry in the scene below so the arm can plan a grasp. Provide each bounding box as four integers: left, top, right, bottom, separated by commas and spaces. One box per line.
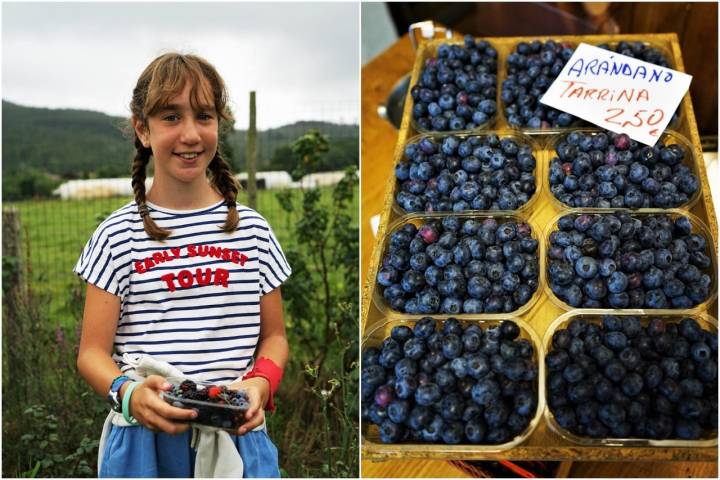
568, 380, 594, 404
440, 421, 464, 444
378, 347, 403, 369
415, 383, 442, 406
387, 399, 411, 423
471, 378, 501, 407
406, 405, 433, 431
590, 345, 614, 366
394, 375, 418, 400
678, 397, 708, 422
414, 317, 436, 338
598, 403, 626, 429
690, 342, 712, 363
392, 357, 416, 378
415, 415, 442, 442
390, 325, 413, 343
645, 414, 673, 439
697, 359, 717, 383
462, 403, 483, 422
621, 372, 644, 397
462, 329, 482, 352
508, 387, 535, 418
604, 360, 626, 383
374, 385, 395, 408
481, 402, 509, 429
605, 331, 628, 351
379, 419, 405, 443
368, 404, 388, 425
594, 377, 614, 403
465, 418, 487, 443
450, 357, 468, 378
466, 353, 491, 379
658, 378, 682, 403
675, 419, 703, 440
403, 338, 426, 361
362, 347, 381, 367
563, 364, 584, 384
434, 368, 456, 392
554, 405, 577, 430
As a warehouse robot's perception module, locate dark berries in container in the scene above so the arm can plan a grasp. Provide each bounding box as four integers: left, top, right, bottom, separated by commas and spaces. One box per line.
378, 216, 539, 314
411, 35, 498, 132
162, 380, 250, 430
549, 130, 698, 208
363, 319, 540, 445
502, 40, 576, 128
546, 316, 718, 441
547, 212, 713, 309
395, 134, 537, 213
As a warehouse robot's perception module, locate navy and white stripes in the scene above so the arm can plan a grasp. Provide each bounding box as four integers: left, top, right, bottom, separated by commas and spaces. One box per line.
74, 200, 291, 383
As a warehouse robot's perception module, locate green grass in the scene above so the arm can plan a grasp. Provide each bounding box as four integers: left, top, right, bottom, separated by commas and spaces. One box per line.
7, 186, 357, 327
3, 183, 359, 477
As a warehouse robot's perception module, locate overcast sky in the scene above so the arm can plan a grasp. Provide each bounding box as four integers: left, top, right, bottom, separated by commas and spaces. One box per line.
2, 2, 359, 129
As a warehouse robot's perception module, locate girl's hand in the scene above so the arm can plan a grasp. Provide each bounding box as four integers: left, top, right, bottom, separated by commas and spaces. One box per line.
228, 377, 270, 435
127, 375, 198, 434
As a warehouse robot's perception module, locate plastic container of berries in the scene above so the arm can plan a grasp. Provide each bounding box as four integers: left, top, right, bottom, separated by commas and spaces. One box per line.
542, 209, 717, 313
392, 131, 543, 217
545, 129, 701, 211
160, 379, 250, 430
498, 38, 584, 134
373, 211, 544, 319
542, 311, 718, 447
407, 37, 500, 134
361, 317, 545, 453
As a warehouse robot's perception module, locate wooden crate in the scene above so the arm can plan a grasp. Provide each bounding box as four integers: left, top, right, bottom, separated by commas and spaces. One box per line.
362, 33, 718, 462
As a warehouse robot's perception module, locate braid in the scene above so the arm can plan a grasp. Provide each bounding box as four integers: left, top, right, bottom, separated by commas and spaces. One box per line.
208, 151, 240, 232
131, 137, 171, 241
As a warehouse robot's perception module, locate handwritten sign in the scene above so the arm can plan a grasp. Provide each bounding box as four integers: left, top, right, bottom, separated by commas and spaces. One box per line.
540, 43, 692, 146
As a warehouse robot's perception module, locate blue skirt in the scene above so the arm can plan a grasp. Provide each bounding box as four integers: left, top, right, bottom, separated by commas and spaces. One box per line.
99, 424, 279, 478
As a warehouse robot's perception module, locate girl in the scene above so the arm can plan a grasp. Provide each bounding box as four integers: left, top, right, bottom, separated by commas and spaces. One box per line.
75, 53, 291, 477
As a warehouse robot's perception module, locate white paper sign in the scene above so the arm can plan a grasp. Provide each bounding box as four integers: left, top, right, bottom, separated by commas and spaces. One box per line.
540, 42, 692, 146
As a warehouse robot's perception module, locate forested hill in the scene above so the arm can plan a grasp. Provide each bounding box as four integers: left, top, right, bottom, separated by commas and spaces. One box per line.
2, 100, 358, 179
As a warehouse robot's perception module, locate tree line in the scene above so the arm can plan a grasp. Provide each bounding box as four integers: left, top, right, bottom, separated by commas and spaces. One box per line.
2, 101, 358, 200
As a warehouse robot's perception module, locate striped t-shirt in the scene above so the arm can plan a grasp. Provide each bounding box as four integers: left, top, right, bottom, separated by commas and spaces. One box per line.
73, 199, 291, 383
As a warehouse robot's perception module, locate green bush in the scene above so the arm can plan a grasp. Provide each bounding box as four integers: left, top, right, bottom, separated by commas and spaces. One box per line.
268, 131, 358, 477
2, 274, 108, 477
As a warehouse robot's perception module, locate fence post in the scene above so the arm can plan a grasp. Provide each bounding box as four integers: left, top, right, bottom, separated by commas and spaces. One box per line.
247, 91, 257, 210
2, 207, 28, 403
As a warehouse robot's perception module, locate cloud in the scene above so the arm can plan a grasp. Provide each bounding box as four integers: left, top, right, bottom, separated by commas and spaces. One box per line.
1, 2, 359, 128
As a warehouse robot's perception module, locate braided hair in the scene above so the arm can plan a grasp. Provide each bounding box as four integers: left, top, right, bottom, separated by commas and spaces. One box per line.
129, 53, 239, 241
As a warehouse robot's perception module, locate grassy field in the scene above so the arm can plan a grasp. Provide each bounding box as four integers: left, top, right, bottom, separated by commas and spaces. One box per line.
3, 182, 359, 477
6, 186, 357, 327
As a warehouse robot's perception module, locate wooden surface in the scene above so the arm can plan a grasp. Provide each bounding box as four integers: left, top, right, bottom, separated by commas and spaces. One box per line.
362, 458, 718, 478
361, 34, 413, 288
569, 460, 718, 478
362, 459, 472, 478
360, 32, 718, 475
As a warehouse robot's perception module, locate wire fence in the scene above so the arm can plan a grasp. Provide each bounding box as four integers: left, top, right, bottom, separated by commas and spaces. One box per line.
2, 102, 358, 329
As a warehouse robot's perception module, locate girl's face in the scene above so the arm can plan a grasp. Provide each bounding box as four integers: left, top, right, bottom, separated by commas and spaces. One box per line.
134, 79, 218, 187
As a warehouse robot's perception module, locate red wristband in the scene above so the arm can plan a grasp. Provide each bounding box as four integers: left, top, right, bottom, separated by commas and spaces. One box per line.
242, 357, 283, 411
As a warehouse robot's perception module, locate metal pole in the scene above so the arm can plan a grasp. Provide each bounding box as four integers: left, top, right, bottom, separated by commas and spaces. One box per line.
246, 91, 257, 210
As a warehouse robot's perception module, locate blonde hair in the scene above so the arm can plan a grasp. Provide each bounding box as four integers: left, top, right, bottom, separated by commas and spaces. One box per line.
129, 53, 239, 241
